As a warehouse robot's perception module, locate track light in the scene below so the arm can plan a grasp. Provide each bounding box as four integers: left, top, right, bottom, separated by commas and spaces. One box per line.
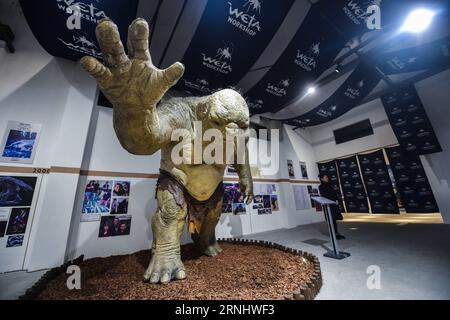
307, 87, 316, 95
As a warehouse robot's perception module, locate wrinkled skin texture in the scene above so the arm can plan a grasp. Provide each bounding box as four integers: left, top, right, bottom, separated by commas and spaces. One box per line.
81, 18, 253, 284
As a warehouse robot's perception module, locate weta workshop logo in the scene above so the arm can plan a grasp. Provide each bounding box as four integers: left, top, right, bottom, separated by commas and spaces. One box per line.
58, 32, 102, 58
56, 0, 107, 24
227, 0, 262, 37
316, 105, 336, 118
201, 44, 234, 74
266, 78, 290, 97
183, 78, 213, 94
248, 99, 264, 110
342, 0, 381, 27
294, 42, 320, 72
344, 80, 365, 99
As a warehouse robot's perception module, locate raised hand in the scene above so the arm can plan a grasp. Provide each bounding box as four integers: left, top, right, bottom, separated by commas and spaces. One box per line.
80, 18, 185, 111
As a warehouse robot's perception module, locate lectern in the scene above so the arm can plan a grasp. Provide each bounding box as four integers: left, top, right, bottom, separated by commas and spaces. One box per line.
311, 196, 350, 260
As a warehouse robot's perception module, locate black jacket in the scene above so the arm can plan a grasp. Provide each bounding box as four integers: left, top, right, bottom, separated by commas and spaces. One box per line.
319, 183, 343, 221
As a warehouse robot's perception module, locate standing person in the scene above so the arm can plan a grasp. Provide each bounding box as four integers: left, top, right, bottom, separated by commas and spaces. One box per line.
318, 174, 345, 240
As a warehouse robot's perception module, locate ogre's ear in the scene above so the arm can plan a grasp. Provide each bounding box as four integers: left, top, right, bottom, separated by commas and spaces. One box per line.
195, 99, 212, 121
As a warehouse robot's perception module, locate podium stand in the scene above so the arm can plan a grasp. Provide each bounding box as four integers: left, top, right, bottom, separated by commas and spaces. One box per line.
311, 196, 351, 260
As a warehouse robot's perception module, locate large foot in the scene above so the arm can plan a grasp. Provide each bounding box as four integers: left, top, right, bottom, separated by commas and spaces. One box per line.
203, 242, 223, 257
143, 253, 186, 284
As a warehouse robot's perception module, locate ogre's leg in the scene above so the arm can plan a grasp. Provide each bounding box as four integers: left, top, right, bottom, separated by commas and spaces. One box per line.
191, 200, 223, 257
144, 189, 187, 284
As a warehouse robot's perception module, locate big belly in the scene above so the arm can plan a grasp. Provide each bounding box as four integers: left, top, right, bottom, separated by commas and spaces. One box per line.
179, 165, 223, 201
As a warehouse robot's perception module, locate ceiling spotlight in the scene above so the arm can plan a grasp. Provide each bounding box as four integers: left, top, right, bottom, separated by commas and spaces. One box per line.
401, 9, 435, 33
307, 87, 316, 95
335, 65, 342, 73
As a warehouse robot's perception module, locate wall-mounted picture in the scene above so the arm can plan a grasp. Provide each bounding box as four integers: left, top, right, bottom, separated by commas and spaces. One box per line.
0, 121, 41, 164
98, 215, 132, 238
82, 180, 112, 214
271, 195, 279, 212
232, 203, 246, 215
6, 208, 30, 235
111, 197, 129, 214
263, 195, 271, 209
300, 161, 309, 179
113, 181, 130, 197
6, 235, 24, 248
258, 208, 272, 215
287, 160, 295, 178
0, 176, 37, 207
222, 183, 246, 214
226, 165, 238, 176
0, 221, 7, 237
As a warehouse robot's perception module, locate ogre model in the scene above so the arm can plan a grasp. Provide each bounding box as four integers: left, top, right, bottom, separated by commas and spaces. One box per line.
81, 18, 253, 284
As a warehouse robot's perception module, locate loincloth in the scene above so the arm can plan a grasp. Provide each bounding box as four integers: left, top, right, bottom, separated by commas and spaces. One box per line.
156, 170, 224, 234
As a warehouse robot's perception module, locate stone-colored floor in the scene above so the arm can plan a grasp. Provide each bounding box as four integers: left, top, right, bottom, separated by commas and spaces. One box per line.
1, 221, 449, 300
243, 221, 450, 300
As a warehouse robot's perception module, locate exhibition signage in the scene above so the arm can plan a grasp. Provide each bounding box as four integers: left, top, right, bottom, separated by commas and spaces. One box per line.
283, 62, 381, 128
336, 156, 369, 213
385, 147, 439, 213
357, 150, 399, 214
19, 0, 139, 61
175, 0, 295, 95
317, 160, 346, 212
382, 86, 442, 156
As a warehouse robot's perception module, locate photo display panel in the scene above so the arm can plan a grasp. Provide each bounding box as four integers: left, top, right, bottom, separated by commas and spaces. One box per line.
358, 150, 399, 214
382, 86, 442, 156
175, 0, 295, 96
385, 147, 439, 213
317, 160, 345, 212
336, 156, 369, 213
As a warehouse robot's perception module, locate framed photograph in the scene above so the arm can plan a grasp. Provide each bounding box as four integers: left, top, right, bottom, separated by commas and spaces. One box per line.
6, 235, 24, 248
0, 176, 37, 207
111, 197, 129, 214
82, 180, 112, 214
1, 121, 41, 164
6, 208, 30, 235
300, 161, 308, 179
271, 195, 279, 212
98, 215, 132, 238
112, 181, 130, 197
226, 165, 238, 176
287, 160, 295, 178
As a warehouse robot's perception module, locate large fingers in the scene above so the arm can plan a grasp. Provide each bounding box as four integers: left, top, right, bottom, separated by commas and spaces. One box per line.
128, 18, 151, 61
96, 19, 130, 68
80, 56, 113, 88
161, 62, 185, 88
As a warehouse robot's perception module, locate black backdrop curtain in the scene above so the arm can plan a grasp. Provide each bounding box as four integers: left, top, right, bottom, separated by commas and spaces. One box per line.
382, 86, 442, 156
317, 160, 345, 212
358, 150, 399, 214
336, 156, 369, 213
385, 146, 439, 213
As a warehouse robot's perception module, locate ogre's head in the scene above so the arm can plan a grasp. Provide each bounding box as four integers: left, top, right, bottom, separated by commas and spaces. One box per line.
198, 89, 250, 135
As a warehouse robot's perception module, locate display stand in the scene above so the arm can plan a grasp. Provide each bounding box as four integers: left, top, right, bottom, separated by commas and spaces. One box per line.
311, 196, 351, 260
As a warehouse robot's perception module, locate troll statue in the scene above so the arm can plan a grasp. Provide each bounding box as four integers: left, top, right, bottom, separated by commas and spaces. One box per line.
81, 18, 253, 284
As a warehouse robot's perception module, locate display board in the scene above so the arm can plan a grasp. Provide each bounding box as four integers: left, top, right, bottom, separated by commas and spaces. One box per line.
175, 0, 295, 95
358, 150, 399, 214
382, 86, 442, 156
336, 156, 369, 213
0, 121, 41, 164
252, 183, 279, 215
385, 147, 439, 213
222, 183, 246, 215
292, 185, 310, 211
0, 174, 41, 273
317, 160, 345, 212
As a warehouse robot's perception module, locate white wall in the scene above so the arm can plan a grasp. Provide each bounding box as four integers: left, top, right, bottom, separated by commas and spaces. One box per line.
308, 98, 398, 162
415, 69, 450, 224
